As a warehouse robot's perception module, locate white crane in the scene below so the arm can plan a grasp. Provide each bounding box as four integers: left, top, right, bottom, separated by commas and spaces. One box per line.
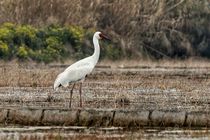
54, 31, 110, 108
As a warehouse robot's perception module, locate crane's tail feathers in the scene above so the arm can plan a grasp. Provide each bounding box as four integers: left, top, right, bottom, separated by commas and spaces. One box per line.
54, 78, 62, 91
54, 72, 69, 91
54, 81, 69, 91
54, 82, 60, 91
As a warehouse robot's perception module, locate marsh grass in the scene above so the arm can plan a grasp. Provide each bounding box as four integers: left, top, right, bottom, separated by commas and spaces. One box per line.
0, 59, 209, 111
1, 0, 210, 59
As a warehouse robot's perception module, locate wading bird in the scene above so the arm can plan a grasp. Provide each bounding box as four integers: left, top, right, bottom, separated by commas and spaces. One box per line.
54, 31, 110, 108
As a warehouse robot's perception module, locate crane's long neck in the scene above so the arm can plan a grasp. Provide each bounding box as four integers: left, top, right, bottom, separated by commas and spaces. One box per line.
92, 36, 100, 66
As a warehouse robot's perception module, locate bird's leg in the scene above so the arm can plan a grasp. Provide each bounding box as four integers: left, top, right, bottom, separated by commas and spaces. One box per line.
79, 83, 82, 107
69, 83, 76, 108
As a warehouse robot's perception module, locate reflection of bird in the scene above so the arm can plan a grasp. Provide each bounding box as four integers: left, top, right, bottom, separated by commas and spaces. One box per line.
54, 31, 110, 108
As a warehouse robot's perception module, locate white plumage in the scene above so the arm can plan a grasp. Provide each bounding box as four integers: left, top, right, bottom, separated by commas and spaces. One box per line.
53, 31, 110, 107
53, 57, 94, 90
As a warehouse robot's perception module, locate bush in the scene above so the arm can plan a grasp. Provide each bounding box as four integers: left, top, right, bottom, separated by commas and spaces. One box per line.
0, 23, 15, 43
0, 41, 9, 58
17, 44, 28, 59
0, 23, 120, 62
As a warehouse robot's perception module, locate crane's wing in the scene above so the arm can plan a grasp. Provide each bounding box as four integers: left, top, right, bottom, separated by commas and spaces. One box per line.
64, 56, 92, 72
54, 61, 94, 90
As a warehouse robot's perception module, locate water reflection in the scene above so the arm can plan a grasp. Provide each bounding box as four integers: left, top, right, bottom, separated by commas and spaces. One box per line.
0, 127, 209, 140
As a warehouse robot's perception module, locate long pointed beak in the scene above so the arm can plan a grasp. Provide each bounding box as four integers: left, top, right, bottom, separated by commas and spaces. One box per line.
100, 33, 111, 41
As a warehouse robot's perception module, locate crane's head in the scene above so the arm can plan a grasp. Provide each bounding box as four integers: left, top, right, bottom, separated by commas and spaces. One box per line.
94, 31, 111, 41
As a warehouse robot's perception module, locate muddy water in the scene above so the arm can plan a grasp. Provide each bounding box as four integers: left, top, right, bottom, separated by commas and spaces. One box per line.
0, 127, 209, 140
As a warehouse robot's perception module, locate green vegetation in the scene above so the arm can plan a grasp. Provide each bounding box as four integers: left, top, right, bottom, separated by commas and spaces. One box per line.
0, 23, 119, 62
1, 1, 210, 60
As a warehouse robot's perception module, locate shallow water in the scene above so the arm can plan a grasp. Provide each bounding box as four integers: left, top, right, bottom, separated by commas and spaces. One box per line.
0, 127, 210, 140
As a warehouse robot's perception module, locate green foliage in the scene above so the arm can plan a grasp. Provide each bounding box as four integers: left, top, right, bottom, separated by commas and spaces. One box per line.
68, 26, 84, 45
17, 44, 28, 59
0, 23, 15, 43
14, 25, 37, 47
0, 41, 9, 58
0, 23, 120, 62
